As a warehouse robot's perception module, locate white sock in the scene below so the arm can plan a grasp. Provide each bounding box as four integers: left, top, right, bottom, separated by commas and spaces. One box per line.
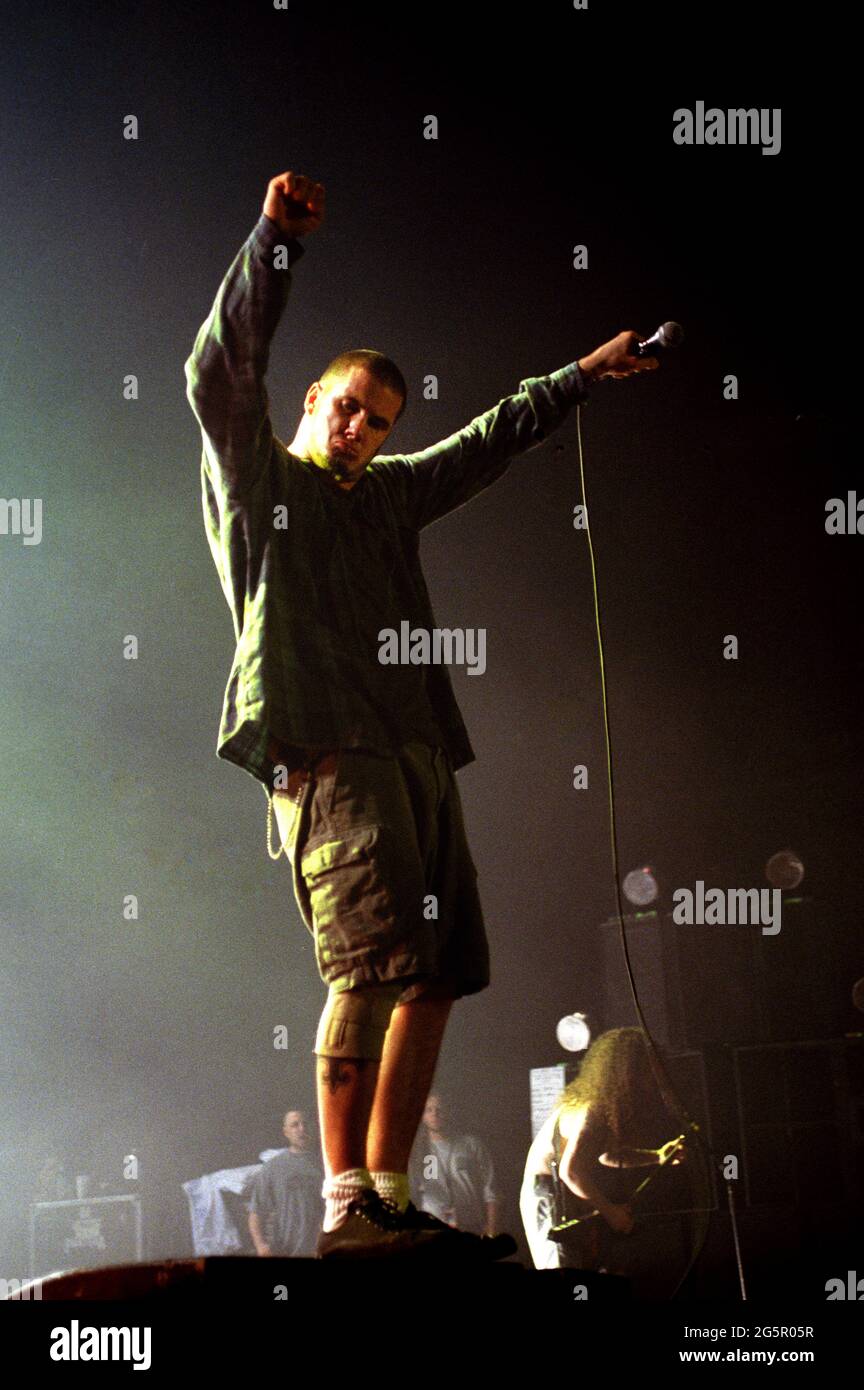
370, 1170, 411, 1213
321, 1167, 374, 1232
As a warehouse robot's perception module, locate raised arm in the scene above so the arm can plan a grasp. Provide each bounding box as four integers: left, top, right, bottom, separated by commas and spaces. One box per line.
374, 330, 657, 531
183, 171, 324, 496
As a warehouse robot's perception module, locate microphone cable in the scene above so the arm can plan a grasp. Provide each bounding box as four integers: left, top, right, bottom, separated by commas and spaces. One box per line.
573, 398, 715, 1299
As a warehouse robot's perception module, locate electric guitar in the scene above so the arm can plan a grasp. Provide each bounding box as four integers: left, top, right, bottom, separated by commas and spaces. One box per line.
548, 1133, 688, 1270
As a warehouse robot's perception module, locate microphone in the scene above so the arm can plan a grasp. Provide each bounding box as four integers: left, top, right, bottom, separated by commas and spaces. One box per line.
635, 321, 684, 358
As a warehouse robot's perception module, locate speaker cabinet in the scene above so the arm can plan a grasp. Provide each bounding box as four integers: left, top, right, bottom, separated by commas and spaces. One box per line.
600, 897, 838, 1047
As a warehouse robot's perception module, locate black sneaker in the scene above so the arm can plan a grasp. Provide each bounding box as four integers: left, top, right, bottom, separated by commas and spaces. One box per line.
391, 1201, 517, 1261
316, 1188, 455, 1259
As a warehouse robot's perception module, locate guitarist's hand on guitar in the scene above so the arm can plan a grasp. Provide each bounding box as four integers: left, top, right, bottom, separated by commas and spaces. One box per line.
605, 1202, 634, 1234
657, 1137, 686, 1166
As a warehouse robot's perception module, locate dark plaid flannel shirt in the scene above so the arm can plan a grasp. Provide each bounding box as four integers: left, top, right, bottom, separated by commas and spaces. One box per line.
184, 214, 590, 800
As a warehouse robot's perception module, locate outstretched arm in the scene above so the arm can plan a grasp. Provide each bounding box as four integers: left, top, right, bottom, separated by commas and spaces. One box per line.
184, 171, 324, 497
374, 331, 657, 531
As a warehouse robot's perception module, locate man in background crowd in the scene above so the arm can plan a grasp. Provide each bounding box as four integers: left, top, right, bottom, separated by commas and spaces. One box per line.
246, 1109, 323, 1257
409, 1093, 498, 1237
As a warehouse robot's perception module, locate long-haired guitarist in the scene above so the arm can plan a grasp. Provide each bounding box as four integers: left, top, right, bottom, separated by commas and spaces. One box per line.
520, 1027, 686, 1270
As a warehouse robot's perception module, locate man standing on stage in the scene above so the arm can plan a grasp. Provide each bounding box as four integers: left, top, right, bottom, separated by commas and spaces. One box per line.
185, 169, 656, 1259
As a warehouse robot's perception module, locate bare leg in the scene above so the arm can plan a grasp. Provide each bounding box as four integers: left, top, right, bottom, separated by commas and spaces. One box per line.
271, 790, 381, 1181
273, 791, 453, 1182
316, 1054, 380, 1180
365, 991, 453, 1173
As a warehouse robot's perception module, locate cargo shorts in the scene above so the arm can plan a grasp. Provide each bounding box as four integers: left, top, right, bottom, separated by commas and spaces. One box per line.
268, 741, 490, 1002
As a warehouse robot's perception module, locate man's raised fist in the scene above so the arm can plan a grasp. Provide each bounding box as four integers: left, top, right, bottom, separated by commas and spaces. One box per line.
263, 171, 325, 237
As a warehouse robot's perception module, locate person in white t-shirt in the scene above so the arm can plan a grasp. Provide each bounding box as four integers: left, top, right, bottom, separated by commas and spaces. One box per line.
409, 1093, 499, 1237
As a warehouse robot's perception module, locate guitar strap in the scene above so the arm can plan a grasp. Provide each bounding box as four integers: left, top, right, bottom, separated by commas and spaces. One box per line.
549, 1111, 570, 1227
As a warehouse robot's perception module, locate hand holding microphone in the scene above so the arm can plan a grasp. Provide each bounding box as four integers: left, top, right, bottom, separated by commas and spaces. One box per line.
578, 321, 684, 382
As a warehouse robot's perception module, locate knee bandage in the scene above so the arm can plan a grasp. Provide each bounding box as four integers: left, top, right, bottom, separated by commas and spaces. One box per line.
314, 982, 403, 1060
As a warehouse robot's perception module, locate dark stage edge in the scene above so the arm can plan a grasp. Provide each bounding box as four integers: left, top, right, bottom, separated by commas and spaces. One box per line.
8, 1257, 630, 1309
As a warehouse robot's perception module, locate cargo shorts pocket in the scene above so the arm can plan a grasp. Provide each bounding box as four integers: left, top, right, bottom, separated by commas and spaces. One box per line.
300, 825, 429, 984
301, 826, 393, 931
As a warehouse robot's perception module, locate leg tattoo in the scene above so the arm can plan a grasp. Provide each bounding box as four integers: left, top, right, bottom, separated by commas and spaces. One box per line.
318, 1055, 367, 1094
